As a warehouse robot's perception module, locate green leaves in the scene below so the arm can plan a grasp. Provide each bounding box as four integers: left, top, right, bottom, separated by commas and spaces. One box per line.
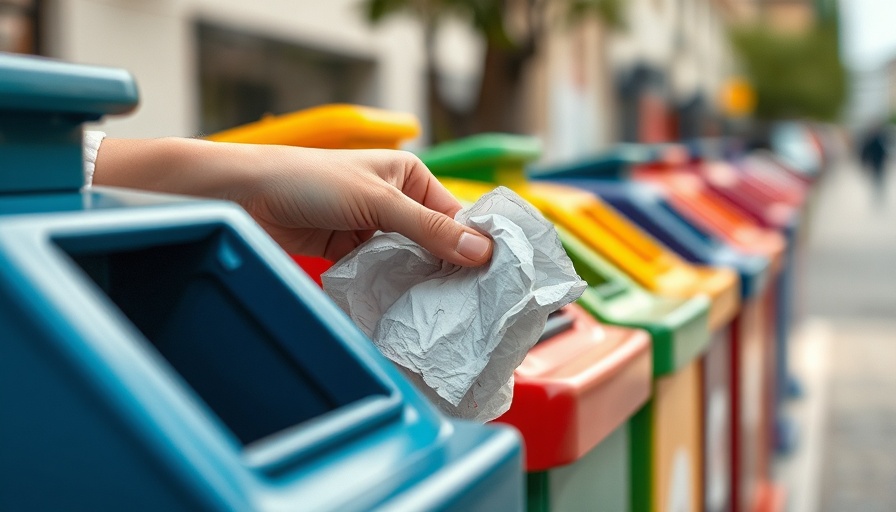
359, 0, 626, 43
362, 0, 410, 24
729, 20, 846, 121
567, 0, 625, 30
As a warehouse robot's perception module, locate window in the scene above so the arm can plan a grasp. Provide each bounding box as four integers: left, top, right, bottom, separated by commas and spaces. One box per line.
0, 0, 40, 54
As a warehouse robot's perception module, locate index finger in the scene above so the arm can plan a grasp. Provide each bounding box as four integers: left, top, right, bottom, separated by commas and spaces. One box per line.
399, 156, 464, 219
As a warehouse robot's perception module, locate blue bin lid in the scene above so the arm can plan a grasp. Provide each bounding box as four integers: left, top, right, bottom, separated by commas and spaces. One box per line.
0, 54, 139, 194
0, 53, 138, 120
526, 144, 659, 179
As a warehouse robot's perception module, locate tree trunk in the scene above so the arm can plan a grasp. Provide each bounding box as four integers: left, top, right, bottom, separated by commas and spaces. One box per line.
423, 4, 536, 142
471, 43, 529, 134
426, 44, 530, 142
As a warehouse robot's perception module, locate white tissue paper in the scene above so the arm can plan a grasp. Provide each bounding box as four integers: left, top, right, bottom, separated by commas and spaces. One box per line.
322, 186, 587, 422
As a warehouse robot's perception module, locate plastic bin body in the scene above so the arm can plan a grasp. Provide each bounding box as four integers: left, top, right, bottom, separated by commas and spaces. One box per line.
734, 151, 816, 331
0, 54, 524, 512
549, 178, 778, 512
630, 169, 787, 512
562, 230, 711, 512
208, 104, 421, 285
424, 137, 716, 512
501, 305, 653, 511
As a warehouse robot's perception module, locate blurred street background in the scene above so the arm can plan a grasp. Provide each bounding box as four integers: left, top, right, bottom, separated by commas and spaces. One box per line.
773, 150, 896, 512
800, 154, 896, 511
3, 0, 896, 510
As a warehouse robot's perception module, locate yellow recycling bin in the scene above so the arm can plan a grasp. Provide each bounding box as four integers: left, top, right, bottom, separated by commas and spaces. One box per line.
207, 103, 420, 149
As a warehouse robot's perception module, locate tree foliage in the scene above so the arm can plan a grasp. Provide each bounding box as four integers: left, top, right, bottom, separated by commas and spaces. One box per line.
729, 16, 846, 122
360, 0, 623, 141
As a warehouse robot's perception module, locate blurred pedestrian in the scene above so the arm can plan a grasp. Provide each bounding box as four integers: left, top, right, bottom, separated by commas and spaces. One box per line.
859, 122, 891, 205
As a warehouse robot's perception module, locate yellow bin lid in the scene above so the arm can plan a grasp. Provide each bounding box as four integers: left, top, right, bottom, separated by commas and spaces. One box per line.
516, 181, 739, 331
440, 178, 498, 205
207, 104, 420, 149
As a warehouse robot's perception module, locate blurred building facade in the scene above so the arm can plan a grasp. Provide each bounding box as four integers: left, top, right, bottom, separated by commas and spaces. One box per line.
40, 0, 749, 157
531, 0, 743, 162
42, 0, 443, 141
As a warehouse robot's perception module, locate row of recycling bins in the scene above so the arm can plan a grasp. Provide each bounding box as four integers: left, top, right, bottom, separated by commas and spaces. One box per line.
211, 104, 818, 512
1, 54, 817, 511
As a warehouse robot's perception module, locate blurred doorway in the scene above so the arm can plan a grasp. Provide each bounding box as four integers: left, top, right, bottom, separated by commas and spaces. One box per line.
195, 21, 377, 135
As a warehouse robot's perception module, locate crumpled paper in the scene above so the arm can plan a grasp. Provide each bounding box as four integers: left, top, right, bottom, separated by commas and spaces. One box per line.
322, 186, 586, 422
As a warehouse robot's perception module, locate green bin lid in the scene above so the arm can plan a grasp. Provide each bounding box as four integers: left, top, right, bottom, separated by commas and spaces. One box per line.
418, 133, 541, 182
557, 226, 711, 376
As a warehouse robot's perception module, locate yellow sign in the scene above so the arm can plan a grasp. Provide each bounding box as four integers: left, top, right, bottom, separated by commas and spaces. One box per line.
719, 77, 756, 118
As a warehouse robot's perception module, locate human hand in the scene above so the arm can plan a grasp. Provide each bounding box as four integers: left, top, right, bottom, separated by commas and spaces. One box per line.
93, 138, 493, 266
239, 147, 493, 266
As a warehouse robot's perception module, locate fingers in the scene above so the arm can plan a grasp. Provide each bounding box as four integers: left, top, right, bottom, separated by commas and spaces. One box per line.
393, 152, 464, 218
378, 191, 493, 267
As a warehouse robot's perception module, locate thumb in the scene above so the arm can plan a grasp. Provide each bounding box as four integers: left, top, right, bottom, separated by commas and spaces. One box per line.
382, 195, 493, 267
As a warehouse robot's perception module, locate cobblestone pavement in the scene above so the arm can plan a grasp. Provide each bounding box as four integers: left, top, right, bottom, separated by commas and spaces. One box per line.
795, 156, 896, 512
819, 319, 896, 512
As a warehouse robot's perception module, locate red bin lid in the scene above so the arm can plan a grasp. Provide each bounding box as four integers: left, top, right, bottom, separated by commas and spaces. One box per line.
494, 304, 652, 471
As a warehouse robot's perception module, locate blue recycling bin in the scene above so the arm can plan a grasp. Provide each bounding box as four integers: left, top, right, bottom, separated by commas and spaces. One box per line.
527, 144, 659, 181
0, 53, 523, 512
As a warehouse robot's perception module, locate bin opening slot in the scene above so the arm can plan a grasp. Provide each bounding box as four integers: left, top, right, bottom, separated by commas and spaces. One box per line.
537, 309, 575, 344
54, 225, 389, 447
566, 252, 626, 300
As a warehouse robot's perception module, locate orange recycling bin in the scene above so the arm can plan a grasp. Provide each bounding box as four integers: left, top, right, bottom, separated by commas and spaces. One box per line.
208, 104, 421, 285
422, 134, 739, 512
633, 169, 788, 512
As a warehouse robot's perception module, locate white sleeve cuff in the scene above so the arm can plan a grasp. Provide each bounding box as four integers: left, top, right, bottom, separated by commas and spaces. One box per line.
82, 130, 107, 188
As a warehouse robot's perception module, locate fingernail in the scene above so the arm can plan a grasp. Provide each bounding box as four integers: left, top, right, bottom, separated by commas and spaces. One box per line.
456, 232, 491, 261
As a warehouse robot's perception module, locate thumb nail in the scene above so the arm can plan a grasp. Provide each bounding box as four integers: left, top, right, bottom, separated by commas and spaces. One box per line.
456, 231, 491, 261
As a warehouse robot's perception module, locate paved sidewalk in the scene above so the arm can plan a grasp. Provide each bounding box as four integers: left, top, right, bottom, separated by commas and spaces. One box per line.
779, 157, 896, 512
801, 158, 896, 319
819, 319, 896, 512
